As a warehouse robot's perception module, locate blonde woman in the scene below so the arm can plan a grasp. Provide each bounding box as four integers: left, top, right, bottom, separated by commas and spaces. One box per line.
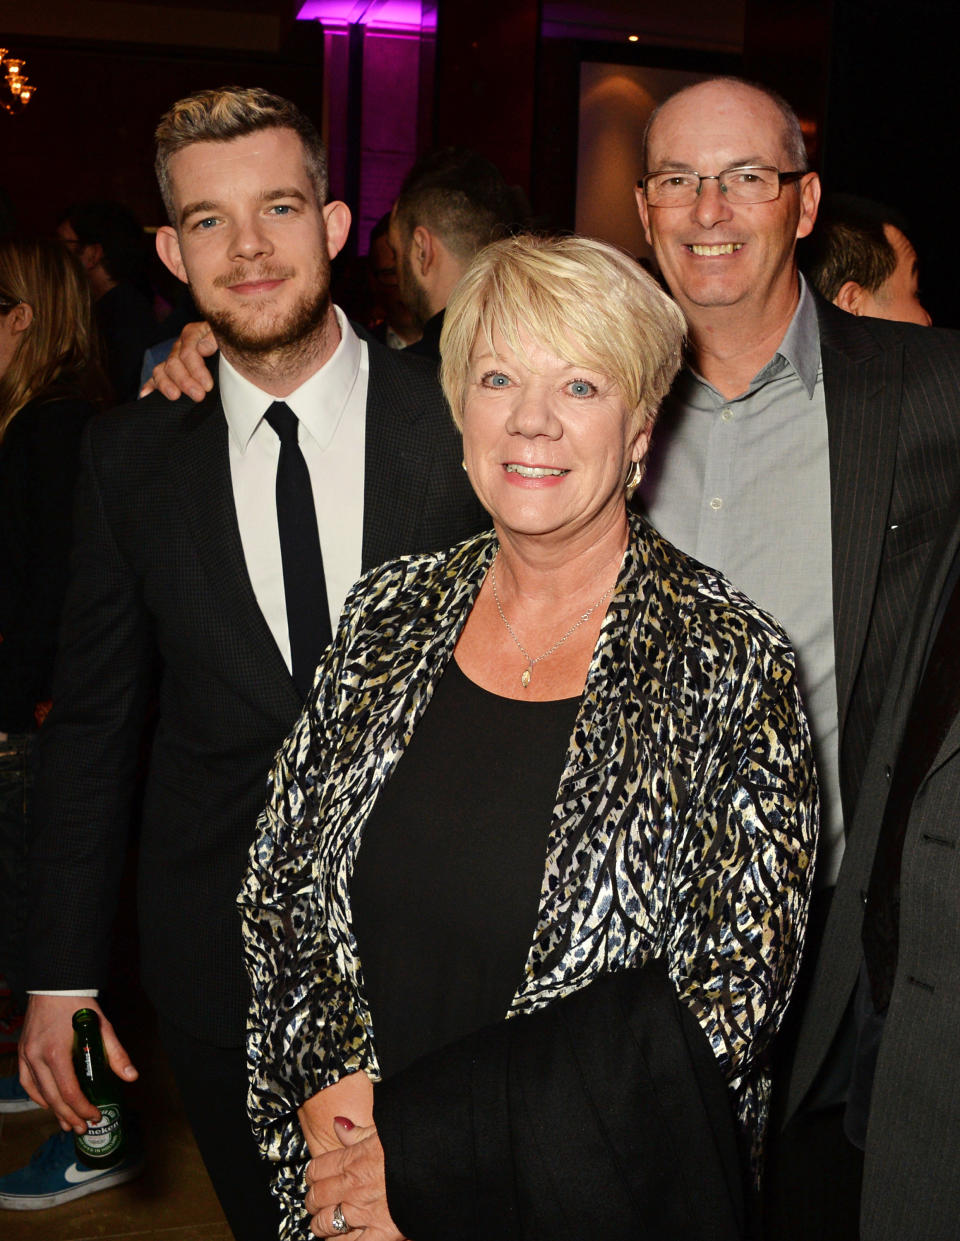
240, 234, 819, 1241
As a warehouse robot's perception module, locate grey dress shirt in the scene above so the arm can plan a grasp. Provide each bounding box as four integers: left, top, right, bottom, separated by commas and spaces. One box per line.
640, 277, 841, 884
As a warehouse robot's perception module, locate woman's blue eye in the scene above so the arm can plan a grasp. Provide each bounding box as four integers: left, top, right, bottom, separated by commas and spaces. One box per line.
482, 372, 511, 387
568, 380, 595, 397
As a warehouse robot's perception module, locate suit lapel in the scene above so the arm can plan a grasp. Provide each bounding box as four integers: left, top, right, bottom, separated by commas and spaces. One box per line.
848, 494, 960, 863
361, 343, 434, 570
175, 385, 301, 726
911, 503, 960, 782
819, 299, 904, 746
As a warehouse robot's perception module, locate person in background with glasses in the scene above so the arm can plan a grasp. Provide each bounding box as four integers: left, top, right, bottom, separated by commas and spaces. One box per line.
365, 212, 421, 351
632, 75, 960, 1241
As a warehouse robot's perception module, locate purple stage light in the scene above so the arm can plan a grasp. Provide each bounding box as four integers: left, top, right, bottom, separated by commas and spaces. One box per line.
296, 1, 433, 32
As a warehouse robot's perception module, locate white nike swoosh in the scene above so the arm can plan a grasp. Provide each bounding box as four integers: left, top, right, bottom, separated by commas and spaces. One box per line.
64, 1162, 108, 1184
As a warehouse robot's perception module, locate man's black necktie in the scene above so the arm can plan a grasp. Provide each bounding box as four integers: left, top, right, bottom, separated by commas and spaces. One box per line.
264, 401, 332, 699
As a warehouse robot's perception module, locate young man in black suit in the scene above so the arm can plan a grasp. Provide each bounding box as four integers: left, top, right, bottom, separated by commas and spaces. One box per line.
13, 87, 486, 1236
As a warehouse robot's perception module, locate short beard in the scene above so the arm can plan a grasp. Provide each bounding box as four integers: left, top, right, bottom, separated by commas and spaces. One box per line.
193, 256, 334, 380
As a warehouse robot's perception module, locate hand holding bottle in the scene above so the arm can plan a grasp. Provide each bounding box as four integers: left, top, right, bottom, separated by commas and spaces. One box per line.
19, 994, 138, 1134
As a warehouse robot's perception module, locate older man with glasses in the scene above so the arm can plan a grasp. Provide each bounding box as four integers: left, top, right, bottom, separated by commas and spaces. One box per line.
632, 75, 960, 1239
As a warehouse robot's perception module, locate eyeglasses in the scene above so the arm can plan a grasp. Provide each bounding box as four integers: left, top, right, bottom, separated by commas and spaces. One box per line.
0, 295, 22, 312
638, 165, 805, 207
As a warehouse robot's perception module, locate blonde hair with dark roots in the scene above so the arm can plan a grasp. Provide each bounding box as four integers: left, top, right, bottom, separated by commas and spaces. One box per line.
440, 233, 686, 439
0, 237, 108, 440
154, 86, 329, 224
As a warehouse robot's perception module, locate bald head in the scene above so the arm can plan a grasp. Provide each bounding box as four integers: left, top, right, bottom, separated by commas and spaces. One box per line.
643, 77, 808, 178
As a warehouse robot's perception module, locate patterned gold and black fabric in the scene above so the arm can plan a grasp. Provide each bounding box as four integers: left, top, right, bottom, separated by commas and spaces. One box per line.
239, 511, 819, 1235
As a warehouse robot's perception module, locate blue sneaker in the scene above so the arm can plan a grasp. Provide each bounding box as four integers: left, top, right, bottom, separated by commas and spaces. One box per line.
0, 1129, 144, 1210
0, 1074, 41, 1113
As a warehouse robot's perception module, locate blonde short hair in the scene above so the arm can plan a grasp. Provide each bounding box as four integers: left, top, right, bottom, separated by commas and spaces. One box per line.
155, 86, 328, 224
440, 233, 686, 438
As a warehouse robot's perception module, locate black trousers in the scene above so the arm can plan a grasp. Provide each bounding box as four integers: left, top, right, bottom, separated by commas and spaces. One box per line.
159, 1017, 281, 1241
763, 1104, 863, 1239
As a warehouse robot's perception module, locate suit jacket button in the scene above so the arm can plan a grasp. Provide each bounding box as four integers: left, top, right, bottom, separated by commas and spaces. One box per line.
884, 765, 892, 780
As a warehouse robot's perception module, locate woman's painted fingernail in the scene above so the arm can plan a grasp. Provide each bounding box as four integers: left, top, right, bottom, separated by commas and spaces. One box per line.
333, 1115, 354, 1130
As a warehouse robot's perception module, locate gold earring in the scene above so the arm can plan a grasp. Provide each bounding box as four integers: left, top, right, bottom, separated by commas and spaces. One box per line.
625, 458, 645, 496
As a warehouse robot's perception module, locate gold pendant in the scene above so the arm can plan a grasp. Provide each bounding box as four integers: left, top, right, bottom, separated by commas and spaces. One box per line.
521, 668, 532, 688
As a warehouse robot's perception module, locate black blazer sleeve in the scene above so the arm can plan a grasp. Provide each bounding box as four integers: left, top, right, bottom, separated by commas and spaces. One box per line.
26, 416, 157, 989
376, 961, 745, 1241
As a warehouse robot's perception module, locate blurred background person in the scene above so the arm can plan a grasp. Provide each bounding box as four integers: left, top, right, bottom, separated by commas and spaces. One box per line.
365, 212, 421, 350
388, 146, 528, 361
800, 192, 932, 325
240, 234, 818, 1241
57, 200, 158, 401
0, 237, 109, 1094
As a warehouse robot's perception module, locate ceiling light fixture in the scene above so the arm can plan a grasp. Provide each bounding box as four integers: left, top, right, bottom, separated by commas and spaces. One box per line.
1, 48, 35, 115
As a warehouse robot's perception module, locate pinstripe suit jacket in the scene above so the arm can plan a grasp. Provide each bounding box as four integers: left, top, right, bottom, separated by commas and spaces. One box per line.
786, 494, 960, 1239
816, 297, 960, 824
25, 335, 489, 1046
782, 302, 960, 1139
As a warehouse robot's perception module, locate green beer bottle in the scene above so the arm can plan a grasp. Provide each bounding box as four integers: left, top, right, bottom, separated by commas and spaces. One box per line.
72, 1007, 126, 1169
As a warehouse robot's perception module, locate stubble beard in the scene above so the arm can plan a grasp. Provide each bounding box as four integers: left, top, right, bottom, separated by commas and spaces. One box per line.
398, 249, 434, 332
193, 253, 335, 381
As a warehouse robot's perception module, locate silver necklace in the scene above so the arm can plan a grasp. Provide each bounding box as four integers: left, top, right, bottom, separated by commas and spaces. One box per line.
490, 557, 614, 688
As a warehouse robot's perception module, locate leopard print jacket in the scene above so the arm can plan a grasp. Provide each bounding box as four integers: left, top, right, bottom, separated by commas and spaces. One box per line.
239, 512, 819, 1233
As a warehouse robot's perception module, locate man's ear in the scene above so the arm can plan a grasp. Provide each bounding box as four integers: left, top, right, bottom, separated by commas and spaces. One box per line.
795, 171, 821, 241
834, 280, 865, 316
635, 185, 653, 247
156, 226, 188, 284
323, 200, 351, 260
411, 225, 436, 276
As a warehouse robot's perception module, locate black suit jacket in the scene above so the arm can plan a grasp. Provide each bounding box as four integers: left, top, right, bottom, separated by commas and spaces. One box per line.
26, 337, 488, 1045
816, 298, 960, 824
787, 493, 960, 1239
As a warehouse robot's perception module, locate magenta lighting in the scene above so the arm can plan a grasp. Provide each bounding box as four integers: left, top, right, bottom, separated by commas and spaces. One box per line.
296, 1, 433, 32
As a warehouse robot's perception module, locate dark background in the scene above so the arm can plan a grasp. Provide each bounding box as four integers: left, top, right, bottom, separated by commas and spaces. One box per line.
2, 0, 957, 325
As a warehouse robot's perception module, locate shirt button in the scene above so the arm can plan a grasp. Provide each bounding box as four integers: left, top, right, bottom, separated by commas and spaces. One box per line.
710, 497, 723, 510
721, 408, 733, 422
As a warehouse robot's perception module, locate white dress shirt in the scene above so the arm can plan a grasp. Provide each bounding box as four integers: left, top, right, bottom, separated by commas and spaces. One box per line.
220, 306, 369, 670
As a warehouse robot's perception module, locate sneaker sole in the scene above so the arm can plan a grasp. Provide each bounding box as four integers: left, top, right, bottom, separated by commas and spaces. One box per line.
0, 1159, 145, 1210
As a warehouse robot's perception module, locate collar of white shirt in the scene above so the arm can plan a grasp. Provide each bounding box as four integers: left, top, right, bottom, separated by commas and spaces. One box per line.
218, 306, 363, 453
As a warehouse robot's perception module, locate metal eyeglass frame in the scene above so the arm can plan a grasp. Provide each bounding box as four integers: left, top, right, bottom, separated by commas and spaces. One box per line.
637, 166, 805, 205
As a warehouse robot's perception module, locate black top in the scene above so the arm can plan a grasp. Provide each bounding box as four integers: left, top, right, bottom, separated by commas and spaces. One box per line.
350, 657, 579, 1078
96, 280, 157, 404
403, 309, 444, 364
0, 395, 97, 730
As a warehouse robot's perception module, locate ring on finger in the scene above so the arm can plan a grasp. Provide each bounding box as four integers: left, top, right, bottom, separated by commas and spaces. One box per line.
330, 1203, 350, 1235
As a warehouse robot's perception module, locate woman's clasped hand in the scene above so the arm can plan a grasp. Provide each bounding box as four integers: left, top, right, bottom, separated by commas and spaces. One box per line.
305, 1119, 404, 1240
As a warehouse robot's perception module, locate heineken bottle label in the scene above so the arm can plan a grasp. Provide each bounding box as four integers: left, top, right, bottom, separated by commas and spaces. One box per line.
77, 1104, 122, 1157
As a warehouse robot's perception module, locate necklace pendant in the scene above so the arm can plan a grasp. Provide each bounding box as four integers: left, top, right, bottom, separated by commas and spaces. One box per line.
521, 667, 532, 688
